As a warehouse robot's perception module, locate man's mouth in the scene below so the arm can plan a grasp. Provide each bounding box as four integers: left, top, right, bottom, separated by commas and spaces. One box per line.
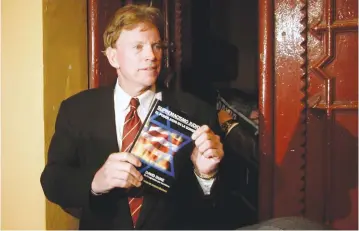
140, 67, 157, 71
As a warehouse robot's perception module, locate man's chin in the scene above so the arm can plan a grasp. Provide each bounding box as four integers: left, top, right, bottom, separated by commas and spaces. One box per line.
136, 77, 157, 91
142, 76, 158, 86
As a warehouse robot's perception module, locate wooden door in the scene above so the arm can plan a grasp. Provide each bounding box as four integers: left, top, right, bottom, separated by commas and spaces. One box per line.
259, 0, 358, 229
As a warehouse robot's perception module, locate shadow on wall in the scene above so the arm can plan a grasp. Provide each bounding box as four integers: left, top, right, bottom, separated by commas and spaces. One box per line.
272, 108, 358, 230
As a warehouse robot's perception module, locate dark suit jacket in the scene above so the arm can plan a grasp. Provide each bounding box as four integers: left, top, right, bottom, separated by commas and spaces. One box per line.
40, 86, 224, 230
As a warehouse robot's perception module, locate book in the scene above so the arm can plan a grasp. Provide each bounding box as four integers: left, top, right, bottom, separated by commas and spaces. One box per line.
216, 93, 259, 136
129, 98, 199, 193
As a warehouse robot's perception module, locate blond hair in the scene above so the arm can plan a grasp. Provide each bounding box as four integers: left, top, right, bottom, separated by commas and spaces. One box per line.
103, 4, 163, 49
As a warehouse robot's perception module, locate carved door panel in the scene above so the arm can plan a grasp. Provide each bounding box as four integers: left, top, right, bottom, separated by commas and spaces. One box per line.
259, 0, 358, 229
88, 0, 176, 88
306, 0, 358, 229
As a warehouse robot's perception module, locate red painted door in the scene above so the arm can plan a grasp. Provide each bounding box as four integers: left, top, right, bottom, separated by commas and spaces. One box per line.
259, 0, 358, 229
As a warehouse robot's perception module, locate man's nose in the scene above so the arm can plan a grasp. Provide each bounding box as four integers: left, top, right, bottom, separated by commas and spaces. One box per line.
143, 45, 156, 60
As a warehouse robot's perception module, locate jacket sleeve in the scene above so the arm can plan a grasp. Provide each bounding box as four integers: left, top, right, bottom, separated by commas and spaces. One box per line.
174, 104, 225, 229
40, 101, 97, 209
224, 124, 258, 162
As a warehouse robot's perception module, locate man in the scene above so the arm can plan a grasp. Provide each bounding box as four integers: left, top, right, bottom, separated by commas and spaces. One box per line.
40, 4, 224, 230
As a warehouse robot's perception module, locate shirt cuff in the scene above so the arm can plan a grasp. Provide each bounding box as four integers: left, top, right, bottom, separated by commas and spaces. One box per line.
226, 122, 239, 136
194, 174, 216, 195
90, 189, 103, 196
90, 189, 109, 196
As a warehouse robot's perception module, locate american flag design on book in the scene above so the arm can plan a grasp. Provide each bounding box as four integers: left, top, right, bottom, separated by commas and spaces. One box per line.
132, 124, 184, 172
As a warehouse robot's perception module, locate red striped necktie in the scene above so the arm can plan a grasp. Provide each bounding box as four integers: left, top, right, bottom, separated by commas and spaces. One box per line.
121, 98, 143, 227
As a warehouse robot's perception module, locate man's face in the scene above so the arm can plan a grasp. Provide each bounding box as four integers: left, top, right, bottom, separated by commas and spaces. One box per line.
109, 23, 162, 93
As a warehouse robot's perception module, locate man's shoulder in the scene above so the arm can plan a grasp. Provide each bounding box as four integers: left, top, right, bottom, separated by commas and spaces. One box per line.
63, 86, 113, 106
59, 86, 114, 116
171, 90, 215, 111
164, 89, 218, 126
166, 89, 223, 136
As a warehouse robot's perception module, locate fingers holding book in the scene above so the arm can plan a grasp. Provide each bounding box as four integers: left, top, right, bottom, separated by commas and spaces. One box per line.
91, 152, 144, 194
192, 125, 223, 158
191, 125, 224, 178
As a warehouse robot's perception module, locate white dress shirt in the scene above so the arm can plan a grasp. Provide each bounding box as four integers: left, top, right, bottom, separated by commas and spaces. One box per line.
113, 80, 215, 195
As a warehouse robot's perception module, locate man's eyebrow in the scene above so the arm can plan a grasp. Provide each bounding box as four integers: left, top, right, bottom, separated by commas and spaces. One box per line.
131, 41, 144, 44
131, 40, 162, 44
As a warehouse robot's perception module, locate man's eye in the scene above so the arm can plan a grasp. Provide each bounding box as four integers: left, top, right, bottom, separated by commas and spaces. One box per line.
153, 44, 163, 50
134, 44, 143, 50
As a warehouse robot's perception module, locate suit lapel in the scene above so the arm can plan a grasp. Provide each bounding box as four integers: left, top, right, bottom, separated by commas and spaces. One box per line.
162, 89, 197, 119
162, 89, 180, 111
95, 86, 119, 156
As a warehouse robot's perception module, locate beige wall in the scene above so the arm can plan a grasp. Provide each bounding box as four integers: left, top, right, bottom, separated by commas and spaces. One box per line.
1, 0, 46, 229
1, 0, 87, 229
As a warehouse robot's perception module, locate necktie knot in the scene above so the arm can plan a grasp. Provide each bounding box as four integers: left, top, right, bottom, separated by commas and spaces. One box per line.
130, 98, 140, 109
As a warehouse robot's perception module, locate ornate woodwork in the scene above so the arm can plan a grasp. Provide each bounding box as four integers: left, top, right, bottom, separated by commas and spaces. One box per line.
260, 0, 358, 229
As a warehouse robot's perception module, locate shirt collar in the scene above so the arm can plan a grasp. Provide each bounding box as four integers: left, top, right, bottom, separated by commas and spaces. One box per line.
114, 79, 156, 111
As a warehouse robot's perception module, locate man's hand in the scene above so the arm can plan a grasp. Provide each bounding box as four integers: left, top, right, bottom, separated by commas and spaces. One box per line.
91, 152, 143, 194
249, 109, 259, 125
191, 125, 224, 176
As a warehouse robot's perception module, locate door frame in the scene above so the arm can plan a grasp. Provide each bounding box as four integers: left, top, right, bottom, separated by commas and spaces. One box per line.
257, 0, 274, 221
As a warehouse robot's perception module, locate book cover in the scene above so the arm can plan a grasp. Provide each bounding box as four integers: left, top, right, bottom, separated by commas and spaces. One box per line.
129, 98, 199, 193
216, 93, 259, 136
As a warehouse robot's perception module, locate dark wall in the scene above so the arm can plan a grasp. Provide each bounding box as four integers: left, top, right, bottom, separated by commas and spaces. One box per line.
182, 0, 258, 101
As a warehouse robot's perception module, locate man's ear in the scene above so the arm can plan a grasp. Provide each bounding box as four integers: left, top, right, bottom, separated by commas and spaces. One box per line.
105, 47, 120, 69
